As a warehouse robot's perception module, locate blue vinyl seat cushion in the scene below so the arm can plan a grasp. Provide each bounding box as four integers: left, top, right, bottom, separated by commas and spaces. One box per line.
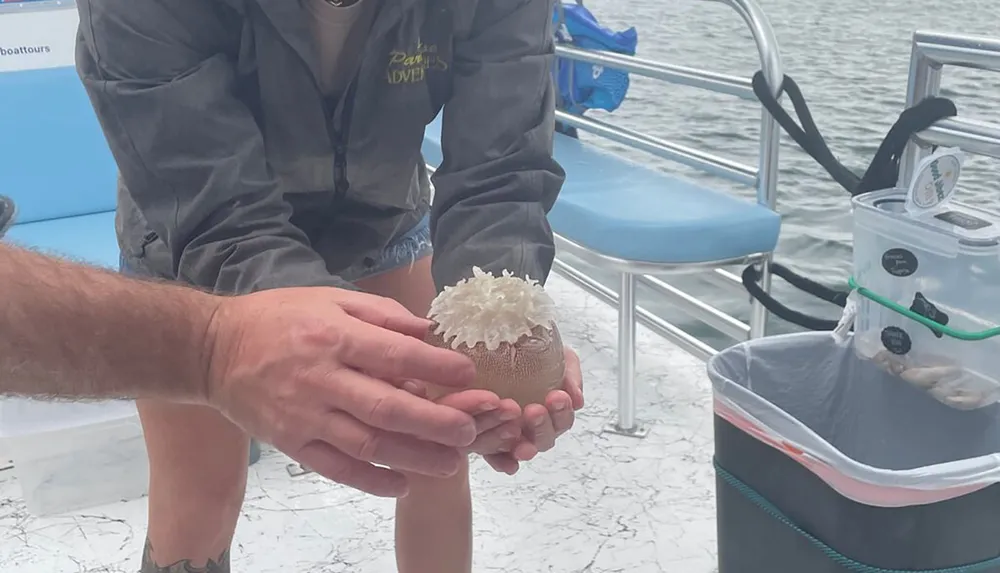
422, 115, 781, 264
0, 66, 119, 225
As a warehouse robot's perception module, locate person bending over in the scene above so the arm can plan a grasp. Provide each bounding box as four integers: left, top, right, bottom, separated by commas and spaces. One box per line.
76, 0, 583, 571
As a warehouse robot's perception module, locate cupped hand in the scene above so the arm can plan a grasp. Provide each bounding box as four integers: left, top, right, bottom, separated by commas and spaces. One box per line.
482, 346, 584, 475
399, 382, 524, 457
204, 287, 504, 498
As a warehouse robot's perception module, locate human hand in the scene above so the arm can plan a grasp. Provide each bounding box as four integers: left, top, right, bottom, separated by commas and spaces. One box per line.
399, 382, 525, 456
482, 346, 584, 474
204, 287, 503, 498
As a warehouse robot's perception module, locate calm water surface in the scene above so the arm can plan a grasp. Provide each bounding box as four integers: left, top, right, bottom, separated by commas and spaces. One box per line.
568, 0, 1000, 347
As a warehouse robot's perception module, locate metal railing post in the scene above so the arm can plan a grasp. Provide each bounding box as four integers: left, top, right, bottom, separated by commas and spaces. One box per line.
898, 39, 943, 187
606, 272, 648, 437
720, 0, 784, 339
899, 32, 1000, 189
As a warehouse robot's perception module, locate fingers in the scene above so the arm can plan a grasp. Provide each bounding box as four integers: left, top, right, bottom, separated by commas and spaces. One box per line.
563, 346, 584, 410
335, 290, 434, 340
470, 398, 521, 435
332, 367, 477, 448
321, 409, 465, 478
400, 380, 429, 398
546, 389, 576, 435
431, 394, 521, 455
483, 453, 520, 475
337, 317, 477, 389
473, 349, 582, 473
467, 420, 522, 455
518, 390, 575, 457
434, 393, 521, 455
512, 440, 538, 462
434, 391, 512, 421
294, 441, 409, 498
522, 403, 557, 454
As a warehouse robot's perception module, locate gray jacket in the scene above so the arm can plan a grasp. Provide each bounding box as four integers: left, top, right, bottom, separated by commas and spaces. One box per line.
75, 0, 565, 294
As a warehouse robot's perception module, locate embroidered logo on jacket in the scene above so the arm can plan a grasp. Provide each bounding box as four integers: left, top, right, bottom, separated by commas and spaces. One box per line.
387, 40, 448, 85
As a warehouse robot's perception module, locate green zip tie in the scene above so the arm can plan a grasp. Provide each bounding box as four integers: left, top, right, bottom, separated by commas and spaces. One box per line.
847, 277, 1000, 341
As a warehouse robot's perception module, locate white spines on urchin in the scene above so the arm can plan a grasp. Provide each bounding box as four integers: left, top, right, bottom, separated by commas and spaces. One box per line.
424, 267, 566, 407
427, 266, 558, 351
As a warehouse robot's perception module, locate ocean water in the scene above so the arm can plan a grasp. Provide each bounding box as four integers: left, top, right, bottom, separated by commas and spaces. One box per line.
565, 0, 1000, 348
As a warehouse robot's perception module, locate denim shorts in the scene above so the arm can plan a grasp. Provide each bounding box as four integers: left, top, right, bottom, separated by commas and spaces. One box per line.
338, 214, 432, 282
119, 215, 432, 285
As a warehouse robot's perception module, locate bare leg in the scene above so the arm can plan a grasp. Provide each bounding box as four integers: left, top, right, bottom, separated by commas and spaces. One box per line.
136, 400, 250, 572
354, 255, 473, 573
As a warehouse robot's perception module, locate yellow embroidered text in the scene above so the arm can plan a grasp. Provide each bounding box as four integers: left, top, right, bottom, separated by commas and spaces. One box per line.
387, 41, 448, 85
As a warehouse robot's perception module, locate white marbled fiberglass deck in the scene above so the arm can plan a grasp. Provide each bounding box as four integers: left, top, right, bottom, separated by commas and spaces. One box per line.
0, 274, 719, 572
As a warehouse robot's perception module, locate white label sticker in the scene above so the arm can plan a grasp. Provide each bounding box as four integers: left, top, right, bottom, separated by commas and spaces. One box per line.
0, 6, 78, 73
905, 147, 964, 214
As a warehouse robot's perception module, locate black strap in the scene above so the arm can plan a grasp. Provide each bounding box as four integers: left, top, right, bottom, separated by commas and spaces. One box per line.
742, 264, 847, 331
854, 96, 957, 195
751, 72, 860, 193
742, 71, 959, 331
750, 71, 957, 197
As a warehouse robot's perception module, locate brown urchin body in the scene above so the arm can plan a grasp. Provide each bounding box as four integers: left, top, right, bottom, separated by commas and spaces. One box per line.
425, 323, 566, 407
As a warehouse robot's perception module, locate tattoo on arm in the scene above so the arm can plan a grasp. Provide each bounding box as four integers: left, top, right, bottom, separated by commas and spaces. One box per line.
141, 539, 230, 573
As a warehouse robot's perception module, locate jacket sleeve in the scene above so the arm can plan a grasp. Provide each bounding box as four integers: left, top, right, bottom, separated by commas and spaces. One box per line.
75, 0, 352, 294
429, 0, 566, 291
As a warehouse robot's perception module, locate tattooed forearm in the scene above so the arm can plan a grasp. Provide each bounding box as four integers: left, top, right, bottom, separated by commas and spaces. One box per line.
141, 539, 230, 573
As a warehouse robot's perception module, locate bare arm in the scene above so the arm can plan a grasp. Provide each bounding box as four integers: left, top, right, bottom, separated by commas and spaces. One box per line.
0, 243, 216, 403
0, 242, 512, 495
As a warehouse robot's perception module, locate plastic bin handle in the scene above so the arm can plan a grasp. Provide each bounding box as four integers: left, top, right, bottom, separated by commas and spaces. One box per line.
848, 276, 1000, 341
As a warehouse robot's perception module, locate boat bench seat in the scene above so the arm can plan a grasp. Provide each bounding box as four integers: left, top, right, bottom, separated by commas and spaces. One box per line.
422, 115, 781, 265
1, 67, 120, 268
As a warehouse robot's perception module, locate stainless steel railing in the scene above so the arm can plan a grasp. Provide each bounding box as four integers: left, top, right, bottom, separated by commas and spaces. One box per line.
553, 109, 759, 186
549, 0, 785, 361
899, 32, 1000, 185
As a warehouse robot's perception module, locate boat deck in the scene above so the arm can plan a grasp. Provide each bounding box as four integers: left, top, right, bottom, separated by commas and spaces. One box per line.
0, 273, 719, 573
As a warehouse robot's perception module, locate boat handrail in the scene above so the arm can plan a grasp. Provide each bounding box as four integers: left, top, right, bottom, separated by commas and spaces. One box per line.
553, 45, 754, 100
0, 0, 74, 15
554, 110, 759, 186
900, 31, 1000, 185
550, 0, 785, 348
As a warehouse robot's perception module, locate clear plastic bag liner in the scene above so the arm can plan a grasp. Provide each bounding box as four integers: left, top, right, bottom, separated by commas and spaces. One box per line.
708, 332, 1000, 507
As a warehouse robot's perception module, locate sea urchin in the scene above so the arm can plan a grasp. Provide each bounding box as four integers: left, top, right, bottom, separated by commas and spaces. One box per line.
425, 267, 566, 407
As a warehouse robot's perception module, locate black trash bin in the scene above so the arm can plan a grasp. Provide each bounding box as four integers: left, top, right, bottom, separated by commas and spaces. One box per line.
707, 332, 1000, 573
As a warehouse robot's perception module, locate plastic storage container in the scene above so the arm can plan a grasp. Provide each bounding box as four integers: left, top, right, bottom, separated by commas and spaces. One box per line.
709, 332, 1000, 573
0, 398, 149, 516
851, 188, 1000, 410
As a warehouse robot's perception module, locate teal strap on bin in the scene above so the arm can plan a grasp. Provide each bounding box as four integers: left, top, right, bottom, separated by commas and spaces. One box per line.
714, 459, 1000, 573
847, 277, 1000, 342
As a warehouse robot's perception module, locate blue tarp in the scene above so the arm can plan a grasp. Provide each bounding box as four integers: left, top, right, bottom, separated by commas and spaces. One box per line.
552, 3, 638, 115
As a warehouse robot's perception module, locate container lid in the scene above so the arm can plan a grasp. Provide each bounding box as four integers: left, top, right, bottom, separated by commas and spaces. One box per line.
904, 147, 964, 214
854, 189, 1000, 249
